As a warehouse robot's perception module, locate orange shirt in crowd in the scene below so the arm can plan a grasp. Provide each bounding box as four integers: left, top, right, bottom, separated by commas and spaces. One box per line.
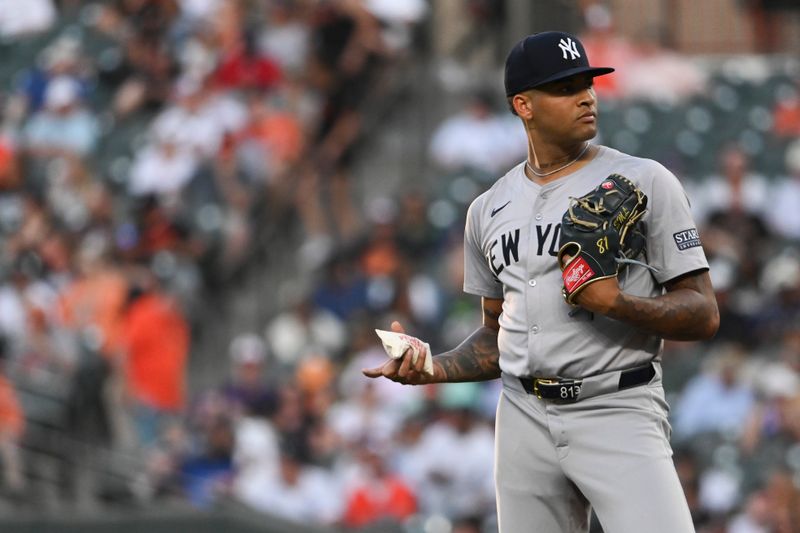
0, 140, 19, 189
241, 112, 304, 164
773, 99, 800, 137
579, 34, 638, 99
341, 477, 417, 528
0, 374, 24, 440
58, 269, 129, 358
121, 293, 189, 411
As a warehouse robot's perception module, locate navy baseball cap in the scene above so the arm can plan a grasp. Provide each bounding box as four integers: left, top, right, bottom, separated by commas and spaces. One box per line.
504, 31, 614, 96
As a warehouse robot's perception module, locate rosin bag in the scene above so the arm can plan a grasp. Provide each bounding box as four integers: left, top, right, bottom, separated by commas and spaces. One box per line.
374, 329, 434, 376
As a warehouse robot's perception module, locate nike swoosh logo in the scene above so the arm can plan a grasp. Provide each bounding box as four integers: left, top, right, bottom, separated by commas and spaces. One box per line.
490, 201, 511, 217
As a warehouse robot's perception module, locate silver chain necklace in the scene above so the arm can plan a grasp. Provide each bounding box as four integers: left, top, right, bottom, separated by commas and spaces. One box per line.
526, 143, 590, 177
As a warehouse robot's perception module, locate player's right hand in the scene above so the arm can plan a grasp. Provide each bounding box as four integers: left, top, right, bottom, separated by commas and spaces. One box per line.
362, 321, 442, 385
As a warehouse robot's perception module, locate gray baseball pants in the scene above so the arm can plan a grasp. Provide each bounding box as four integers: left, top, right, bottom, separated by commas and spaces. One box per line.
495, 366, 695, 533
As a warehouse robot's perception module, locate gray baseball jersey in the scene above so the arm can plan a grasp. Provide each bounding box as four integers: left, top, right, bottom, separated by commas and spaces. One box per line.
463, 145, 709, 378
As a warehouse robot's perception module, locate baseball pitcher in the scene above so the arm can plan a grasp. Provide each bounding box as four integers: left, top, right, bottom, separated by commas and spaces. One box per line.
364, 31, 718, 533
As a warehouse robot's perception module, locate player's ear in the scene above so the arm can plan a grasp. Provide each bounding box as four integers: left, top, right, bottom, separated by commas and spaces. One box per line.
512, 92, 534, 120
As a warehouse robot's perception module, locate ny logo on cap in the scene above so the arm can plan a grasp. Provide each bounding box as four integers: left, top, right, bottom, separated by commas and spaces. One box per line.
558, 37, 580, 60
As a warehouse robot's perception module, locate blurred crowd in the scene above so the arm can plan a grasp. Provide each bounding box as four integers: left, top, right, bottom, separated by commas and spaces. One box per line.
0, 0, 433, 521
1, 1, 800, 533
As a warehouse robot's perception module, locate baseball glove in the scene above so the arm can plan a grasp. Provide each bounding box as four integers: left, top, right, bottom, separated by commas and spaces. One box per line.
557, 174, 648, 305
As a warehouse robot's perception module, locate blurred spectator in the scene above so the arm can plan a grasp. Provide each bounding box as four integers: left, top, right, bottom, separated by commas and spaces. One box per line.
0, 0, 55, 39
692, 146, 771, 334
213, 31, 282, 92
391, 412, 431, 496
697, 466, 741, 518
328, 377, 404, 450
618, 27, 708, 104
761, 469, 800, 532
766, 140, 800, 241
0, 338, 24, 494
93, 0, 178, 40
768, 327, 800, 383
296, 356, 335, 401
206, 0, 243, 54
6, 35, 92, 124
23, 76, 100, 160
359, 218, 406, 314
173, 26, 217, 83
8, 257, 69, 383
740, 389, 800, 488
340, 440, 417, 529
0, 134, 21, 190
578, 2, 637, 100
231, 400, 281, 511
304, 415, 341, 470
265, 296, 347, 368
135, 419, 191, 500
270, 384, 315, 463
406, 384, 494, 521
727, 490, 772, 533
90, 0, 179, 117
429, 90, 526, 177
292, 0, 409, 263
353, 196, 449, 334
394, 191, 441, 258
700, 258, 756, 347
673, 344, 755, 441
220, 333, 277, 418
122, 196, 187, 262
312, 256, 369, 321
54, 236, 129, 479
257, 0, 311, 76
430, 0, 504, 85
179, 415, 234, 508
57, 236, 128, 359
728, 469, 800, 532
359, 212, 400, 281
236, 446, 341, 524
189, 330, 278, 496
307, 0, 387, 170
0, 254, 46, 360
403, 264, 445, 334
174, 0, 223, 30
119, 278, 190, 448
128, 130, 198, 198
692, 145, 771, 226
361, 0, 428, 54
235, 91, 305, 182
771, 82, 800, 138
149, 76, 245, 160
45, 163, 112, 235
753, 252, 800, 341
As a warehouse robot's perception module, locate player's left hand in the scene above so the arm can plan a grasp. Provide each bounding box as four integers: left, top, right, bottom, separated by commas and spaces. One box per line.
557, 174, 647, 305
570, 276, 621, 315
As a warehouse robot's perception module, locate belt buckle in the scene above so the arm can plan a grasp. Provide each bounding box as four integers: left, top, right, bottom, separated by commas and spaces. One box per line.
533, 378, 583, 402
532, 378, 559, 399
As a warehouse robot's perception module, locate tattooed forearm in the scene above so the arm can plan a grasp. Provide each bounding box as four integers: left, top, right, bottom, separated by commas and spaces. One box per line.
607, 271, 719, 341
483, 304, 501, 325
435, 326, 501, 382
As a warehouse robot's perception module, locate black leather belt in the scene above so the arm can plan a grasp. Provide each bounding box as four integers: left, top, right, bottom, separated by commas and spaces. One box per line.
518, 363, 656, 403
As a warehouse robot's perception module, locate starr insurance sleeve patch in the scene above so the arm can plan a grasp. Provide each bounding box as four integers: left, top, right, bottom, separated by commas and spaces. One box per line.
673, 228, 701, 251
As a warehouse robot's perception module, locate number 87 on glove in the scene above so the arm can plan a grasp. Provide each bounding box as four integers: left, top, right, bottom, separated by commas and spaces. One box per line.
557, 174, 648, 305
